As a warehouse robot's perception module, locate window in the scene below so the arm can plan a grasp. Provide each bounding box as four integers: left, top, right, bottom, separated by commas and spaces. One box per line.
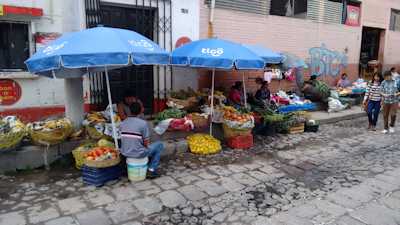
270, 0, 308, 19
204, 0, 269, 15
0, 22, 29, 71
390, 9, 400, 31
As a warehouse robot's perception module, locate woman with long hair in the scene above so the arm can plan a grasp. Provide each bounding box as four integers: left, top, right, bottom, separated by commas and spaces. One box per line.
363, 73, 383, 131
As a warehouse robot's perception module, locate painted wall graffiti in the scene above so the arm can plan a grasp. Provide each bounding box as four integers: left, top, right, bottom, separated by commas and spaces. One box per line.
309, 44, 348, 77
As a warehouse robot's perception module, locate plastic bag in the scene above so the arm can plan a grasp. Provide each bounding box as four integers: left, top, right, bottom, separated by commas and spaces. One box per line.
223, 116, 255, 130
328, 97, 346, 113
154, 119, 173, 135
169, 117, 194, 131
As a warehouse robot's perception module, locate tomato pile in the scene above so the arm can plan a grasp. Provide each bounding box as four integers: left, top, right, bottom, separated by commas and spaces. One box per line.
85, 147, 118, 161
223, 106, 252, 123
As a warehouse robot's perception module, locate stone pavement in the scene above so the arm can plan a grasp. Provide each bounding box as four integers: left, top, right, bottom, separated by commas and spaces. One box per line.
0, 117, 400, 225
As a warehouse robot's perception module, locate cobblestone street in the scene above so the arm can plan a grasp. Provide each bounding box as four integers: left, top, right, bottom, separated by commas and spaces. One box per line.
1, 117, 400, 225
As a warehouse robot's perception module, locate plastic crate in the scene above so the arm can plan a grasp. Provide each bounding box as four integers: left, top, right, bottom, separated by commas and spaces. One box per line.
226, 134, 254, 149
81, 164, 124, 187
305, 124, 319, 132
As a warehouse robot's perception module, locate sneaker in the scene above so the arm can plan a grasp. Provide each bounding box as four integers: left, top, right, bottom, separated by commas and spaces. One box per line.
371, 126, 377, 131
389, 127, 395, 133
382, 129, 388, 134
146, 170, 160, 179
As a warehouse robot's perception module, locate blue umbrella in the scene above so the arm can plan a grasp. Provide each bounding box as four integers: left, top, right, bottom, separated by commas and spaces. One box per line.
171, 38, 265, 134
243, 44, 283, 64
171, 38, 265, 70
26, 27, 169, 78
25, 27, 169, 148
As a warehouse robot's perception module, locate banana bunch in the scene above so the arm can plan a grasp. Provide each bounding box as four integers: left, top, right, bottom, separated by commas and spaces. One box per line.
87, 112, 106, 123
187, 133, 221, 155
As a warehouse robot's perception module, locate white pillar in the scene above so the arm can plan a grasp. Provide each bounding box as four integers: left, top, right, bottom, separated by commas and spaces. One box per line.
64, 78, 84, 129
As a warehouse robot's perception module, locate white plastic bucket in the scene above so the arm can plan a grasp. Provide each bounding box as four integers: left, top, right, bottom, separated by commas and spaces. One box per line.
126, 157, 148, 182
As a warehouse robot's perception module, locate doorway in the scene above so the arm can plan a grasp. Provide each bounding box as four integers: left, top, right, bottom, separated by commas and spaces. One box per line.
359, 27, 384, 79
100, 3, 156, 114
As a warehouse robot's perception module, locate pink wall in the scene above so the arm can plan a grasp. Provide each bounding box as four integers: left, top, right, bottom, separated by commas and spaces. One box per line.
199, 0, 400, 90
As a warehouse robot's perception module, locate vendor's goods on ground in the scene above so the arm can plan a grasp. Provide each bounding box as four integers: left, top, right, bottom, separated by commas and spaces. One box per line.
189, 113, 209, 131
168, 88, 199, 109
226, 134, 254, 149
72, 142, 98, 169
28, 118, 72, 146
155, 108, 186, 124
84, 111, 121, 140
0, 116, 26, 151
84, 146, 120, 168
81, 164, 124, 187
187, 133, 221, 155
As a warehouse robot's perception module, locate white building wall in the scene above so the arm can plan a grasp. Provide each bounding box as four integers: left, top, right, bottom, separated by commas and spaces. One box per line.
0, 0, 85, 111
1, 0, 200, 114
171, 0, 199, 91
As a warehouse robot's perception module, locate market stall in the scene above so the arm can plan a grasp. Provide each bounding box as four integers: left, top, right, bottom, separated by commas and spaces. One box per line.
24, 26, 169, 185
171, 38, 265, 150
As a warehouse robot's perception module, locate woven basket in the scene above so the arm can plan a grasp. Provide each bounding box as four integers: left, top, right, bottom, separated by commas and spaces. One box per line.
168, 97, 197, 109
72, 143, 97, 169
289, 123, 305, 134
30, 126, 72, 146
190, 113, 209, 131
222, 123, 252, 138
0, 130, 26, 151
84, 155, 121, 168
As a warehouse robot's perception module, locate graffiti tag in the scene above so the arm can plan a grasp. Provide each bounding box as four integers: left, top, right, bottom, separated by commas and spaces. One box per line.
309, 44, 348, 77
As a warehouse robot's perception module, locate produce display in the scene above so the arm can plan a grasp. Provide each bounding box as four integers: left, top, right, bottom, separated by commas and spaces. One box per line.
27, 118, 72, 145
84, 146, 120, 168
223, 106, 254, 130
155, 108, 186, 123
254, 108, 285, 124
187, 133, 221, 155
85, 147, 118, 161
83, 111, 121, 140
0, 116, 26, 151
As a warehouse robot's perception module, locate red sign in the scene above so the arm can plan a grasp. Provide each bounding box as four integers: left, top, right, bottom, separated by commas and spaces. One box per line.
2, 5, 43, 17
0, 79, 22, 106
345, 5, 360, 26
175, 36, 192, 48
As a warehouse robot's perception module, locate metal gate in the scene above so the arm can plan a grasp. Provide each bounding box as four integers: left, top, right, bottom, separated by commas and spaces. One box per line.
84, 0, 172, 113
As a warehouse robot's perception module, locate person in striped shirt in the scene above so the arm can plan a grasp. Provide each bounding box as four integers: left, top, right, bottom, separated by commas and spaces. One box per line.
120, 102, 164, 179
363, 73, 383, 131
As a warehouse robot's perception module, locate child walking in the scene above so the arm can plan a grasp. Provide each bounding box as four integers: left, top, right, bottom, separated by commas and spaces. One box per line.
380, 71, 400, 134
363, 73, 382, 131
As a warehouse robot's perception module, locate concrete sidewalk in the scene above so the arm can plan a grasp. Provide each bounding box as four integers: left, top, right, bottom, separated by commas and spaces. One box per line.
310, 106, 366, 124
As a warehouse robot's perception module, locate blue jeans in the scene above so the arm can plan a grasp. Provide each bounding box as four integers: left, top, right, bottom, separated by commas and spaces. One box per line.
144, 141, 164, 171
367, 100, 381, 126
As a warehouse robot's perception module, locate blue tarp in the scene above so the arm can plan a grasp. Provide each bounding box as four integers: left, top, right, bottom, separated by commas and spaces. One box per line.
278, 103, 317, 113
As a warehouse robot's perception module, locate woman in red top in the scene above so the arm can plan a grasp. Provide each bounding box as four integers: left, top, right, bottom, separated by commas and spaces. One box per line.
228, 81, 244, 108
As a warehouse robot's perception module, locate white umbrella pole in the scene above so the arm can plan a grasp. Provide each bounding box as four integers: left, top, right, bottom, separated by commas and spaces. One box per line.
105, 67, 119, 149
242, 72, 247, 108
210, 69, 215, 136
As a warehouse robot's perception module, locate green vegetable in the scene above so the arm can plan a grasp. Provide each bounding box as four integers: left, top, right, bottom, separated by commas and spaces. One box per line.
155, 108, 186, 123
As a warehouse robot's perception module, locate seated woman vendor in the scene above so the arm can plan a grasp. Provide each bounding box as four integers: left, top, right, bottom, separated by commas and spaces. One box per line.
336, 73, 351, 88
255, 81, 271, 105
117, 91, 144, 120
228, 81, 244, 108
